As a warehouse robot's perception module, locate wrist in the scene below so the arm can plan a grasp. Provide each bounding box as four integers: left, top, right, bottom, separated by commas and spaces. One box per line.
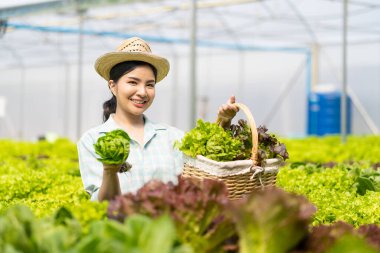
103, 163, 122, 173
103, 170, 119, 179
220, 117, 231, 123
218, 118, 232, 128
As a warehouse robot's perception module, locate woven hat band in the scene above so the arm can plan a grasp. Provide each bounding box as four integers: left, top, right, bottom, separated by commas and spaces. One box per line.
117, 37, 152, 53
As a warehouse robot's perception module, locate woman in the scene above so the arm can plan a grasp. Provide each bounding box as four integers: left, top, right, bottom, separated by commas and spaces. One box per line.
77, 37, 238, 201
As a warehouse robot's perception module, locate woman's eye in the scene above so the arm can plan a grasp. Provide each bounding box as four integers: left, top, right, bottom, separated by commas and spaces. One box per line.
128, 81, 137, 85
147, 83, 155, 88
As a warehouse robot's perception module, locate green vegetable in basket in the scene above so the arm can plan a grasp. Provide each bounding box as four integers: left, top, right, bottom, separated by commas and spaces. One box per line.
174, 119, 242, 162
176, 118, 289, 163
94, 129, 130, 165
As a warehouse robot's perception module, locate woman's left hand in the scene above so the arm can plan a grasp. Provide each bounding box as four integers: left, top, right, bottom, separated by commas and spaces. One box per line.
217, 95, 239, 127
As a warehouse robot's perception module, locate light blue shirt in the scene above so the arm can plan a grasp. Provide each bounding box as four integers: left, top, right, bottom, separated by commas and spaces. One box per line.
77, 114, 184, 201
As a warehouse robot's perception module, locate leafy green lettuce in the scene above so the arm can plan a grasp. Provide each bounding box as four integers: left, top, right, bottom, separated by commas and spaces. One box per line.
349, 167, 380, 196
277, 163, 380, 227
174, 119, 242, 162
227, 187, 316, 253
0, 205, 192, 253
76, 214, 191, 253
94, 129, 130, 165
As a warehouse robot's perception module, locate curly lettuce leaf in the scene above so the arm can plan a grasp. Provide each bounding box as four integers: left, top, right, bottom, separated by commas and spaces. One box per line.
94, 129, 130, 165
174, 120, 242, 162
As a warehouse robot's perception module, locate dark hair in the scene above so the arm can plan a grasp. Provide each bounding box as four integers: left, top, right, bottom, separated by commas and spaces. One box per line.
102, 61, 158, 122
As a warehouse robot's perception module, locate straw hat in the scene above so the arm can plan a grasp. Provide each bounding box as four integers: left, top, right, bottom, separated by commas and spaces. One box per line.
95, 37, 170, 83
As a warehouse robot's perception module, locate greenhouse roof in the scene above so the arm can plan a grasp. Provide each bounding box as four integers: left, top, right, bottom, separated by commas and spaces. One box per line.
1, 0, 379, 68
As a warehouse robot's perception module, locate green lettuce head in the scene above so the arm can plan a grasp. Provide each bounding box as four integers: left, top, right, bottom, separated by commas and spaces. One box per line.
94, 129, 130, 165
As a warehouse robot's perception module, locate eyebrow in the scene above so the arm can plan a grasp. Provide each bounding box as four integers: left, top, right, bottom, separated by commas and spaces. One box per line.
127, 76, 155, 83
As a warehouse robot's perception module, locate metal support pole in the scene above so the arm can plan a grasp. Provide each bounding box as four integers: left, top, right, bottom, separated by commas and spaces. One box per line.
56, 33, 70, 138
238, 52, 245, 101
0, 19, 7, 38
189, 0, 197, 129
19, 67, 25, 140
63, 63, 70, 137
76, 7, 85, 140
3, 43, 24, 139
306, 50, 312, 95
171, 55, 178, 126
341, 0, 348, 143
311, 43, 319, 91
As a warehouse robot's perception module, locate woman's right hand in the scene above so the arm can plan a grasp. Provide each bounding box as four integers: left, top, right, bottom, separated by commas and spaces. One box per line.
217, 95, 239, 128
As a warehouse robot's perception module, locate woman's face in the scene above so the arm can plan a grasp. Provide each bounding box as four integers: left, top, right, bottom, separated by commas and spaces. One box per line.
109, 65, 156, 117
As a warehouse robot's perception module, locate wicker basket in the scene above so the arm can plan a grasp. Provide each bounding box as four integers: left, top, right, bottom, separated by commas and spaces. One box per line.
181, 103, 283, 199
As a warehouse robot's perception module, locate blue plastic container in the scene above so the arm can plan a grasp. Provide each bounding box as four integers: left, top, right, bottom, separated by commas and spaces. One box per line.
307, 88, 351, 136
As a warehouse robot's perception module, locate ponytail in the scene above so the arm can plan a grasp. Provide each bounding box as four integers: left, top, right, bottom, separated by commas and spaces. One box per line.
103, 95, 116, 122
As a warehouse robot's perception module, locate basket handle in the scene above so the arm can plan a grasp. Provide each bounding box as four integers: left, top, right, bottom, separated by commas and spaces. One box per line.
216, 103, 259, 165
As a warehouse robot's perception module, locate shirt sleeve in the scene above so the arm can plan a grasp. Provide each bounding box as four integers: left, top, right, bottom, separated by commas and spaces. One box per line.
77, 132, 103, 201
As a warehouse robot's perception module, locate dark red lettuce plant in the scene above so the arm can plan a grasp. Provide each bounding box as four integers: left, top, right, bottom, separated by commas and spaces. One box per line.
107, 177, 379, 253
290, 221, 380, 253
227, 120, 289, 164
108, 177, 236, 253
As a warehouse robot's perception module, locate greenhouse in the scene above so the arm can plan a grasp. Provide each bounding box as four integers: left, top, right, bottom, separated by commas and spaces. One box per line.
0, 0, 380, 252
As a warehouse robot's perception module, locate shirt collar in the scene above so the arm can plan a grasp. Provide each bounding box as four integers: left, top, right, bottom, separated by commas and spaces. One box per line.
98, 114, 121, 133
144, 115, 169, 146
98, 114, 167, 147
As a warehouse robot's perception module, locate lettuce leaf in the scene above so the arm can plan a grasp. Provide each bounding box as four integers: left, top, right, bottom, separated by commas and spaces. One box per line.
94, 129, 130, 165
228, 187, 316, 253
175, 120, 242, 162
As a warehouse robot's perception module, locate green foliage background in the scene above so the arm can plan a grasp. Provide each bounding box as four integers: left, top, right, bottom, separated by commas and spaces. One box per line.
1, 135, 379, 228
0, 135, 379, 252
277, 164, 380, 226
0, 139, 107, 231
282, 135, 380, 164
277, 135, 380, 226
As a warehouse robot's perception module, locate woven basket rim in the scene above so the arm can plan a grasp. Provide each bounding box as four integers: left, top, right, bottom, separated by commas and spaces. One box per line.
183, 154, 282, 177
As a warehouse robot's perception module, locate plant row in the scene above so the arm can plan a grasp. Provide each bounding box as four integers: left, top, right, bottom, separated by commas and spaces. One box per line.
277, 163, 380, 226
0, 136, 380, 253
1, 177, 380, 253
282, 135, 380, 165
0, 139, 107, 231
1, 137, 379, 228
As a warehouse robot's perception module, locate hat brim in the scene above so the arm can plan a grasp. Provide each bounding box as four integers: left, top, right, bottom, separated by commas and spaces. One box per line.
95, 52, 170, 83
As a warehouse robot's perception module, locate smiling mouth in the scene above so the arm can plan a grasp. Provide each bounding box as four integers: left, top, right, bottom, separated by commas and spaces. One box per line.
129, 98, 147, 104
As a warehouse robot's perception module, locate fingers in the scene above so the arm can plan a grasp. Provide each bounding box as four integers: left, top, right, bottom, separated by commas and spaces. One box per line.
218, 104, 239, 120
223, 103, 239, 112
218, 104, 237, 114
218, 95, 239, 122
231, 104, 239, 113
228, 95, 236, 105
218, 106, 227, 119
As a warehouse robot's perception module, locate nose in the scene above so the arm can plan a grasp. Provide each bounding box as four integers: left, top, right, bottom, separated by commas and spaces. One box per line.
136, 84, 147, 97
